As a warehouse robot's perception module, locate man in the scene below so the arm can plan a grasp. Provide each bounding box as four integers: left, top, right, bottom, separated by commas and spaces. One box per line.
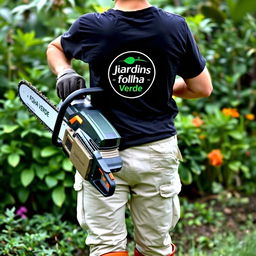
47, 0, 212, 255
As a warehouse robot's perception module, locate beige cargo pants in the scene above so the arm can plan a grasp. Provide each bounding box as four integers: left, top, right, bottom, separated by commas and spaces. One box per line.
73, 136, 182, 256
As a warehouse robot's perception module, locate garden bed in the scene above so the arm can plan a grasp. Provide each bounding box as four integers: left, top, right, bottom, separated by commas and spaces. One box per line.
173, 193, 256, 255
0, 192, 255, 255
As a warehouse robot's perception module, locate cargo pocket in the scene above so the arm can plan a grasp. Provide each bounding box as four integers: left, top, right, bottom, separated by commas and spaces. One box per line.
159, 172, 182, 198
159, 173, 181, 230
171, 194, 181, 229
73, 171, 86, 228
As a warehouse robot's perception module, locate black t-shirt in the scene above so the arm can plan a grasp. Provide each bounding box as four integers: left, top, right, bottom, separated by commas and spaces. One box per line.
61, 6, 206, 149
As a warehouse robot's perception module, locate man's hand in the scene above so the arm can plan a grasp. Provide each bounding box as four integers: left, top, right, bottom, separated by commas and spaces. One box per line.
47, 37, 85, 99
56, 69, 86, 99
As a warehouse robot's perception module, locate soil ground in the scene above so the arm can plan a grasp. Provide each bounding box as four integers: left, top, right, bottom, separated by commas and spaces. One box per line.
172, 192, 256, 253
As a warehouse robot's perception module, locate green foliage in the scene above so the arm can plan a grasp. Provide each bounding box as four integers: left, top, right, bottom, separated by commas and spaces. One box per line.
176, 104, 255, 193
0, 208, 88, 255
1, 195, 255, 255
177, 198, 225, 230
0, 0, 103, 213
182, 14, 256, 114
176, 229, 256, 256
0, 0, 255, 215
170, 0, 256, 193
0, 92, 77, 212
173, 195, 256, 256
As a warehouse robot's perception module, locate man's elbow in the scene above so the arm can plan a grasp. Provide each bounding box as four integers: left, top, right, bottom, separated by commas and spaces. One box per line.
200, 84, 213, 97
188, 82, 213, 98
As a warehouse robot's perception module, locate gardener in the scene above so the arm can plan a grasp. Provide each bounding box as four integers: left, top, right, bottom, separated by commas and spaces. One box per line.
46, 0, 213, 255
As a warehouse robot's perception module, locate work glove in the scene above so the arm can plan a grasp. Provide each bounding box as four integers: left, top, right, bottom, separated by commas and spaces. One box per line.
56, 69, 86, 100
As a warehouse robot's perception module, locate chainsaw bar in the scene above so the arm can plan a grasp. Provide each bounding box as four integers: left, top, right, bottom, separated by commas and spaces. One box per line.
18, 80, 68, 140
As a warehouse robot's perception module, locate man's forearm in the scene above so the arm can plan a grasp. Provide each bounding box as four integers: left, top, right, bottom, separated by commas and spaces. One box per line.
173, 78, 209, 99
173, 78, 201, 99
46, 37, 72, 75
173, 68, 213, 99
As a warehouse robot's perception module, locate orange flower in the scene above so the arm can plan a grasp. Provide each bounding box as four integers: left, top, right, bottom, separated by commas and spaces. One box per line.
245, 113, 255, 120
207, 149, 223, 167
192, 117, 204, 127
222, 108, 240, 118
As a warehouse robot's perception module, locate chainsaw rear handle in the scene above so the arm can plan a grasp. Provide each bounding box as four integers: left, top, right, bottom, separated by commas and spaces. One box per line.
52, 87, 104, 147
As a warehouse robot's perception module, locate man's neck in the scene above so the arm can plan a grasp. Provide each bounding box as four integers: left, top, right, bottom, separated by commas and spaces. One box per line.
113, 0, 151, 11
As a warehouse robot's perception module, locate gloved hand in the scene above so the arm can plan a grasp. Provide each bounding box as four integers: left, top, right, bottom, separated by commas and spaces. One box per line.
56, 69, 86, 100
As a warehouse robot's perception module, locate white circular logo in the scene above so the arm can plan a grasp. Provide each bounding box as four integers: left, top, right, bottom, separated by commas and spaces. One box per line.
108, 51, 156, 99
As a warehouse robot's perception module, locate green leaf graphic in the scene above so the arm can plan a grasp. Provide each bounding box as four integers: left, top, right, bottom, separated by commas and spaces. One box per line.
122, 56, 146, 65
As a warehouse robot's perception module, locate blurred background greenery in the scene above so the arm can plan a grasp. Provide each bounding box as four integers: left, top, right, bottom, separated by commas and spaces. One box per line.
0, 0, 255, 255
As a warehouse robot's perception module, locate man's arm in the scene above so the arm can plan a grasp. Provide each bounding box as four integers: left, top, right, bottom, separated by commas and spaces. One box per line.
46, 36, 72, 75
173, 67, 213, 99
46, 36, 85, 99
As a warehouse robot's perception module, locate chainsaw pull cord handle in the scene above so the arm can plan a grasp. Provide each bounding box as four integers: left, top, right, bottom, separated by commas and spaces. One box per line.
52, 87, 104, 147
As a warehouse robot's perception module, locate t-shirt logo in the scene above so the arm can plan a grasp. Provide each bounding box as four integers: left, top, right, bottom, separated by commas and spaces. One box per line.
108, 51, 156, 99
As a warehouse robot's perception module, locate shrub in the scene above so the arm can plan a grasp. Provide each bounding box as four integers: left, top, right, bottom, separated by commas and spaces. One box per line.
176, 103, 254, 193
0, 0, 100, 214
0, 0, 255, 215
0, 207, 88, 255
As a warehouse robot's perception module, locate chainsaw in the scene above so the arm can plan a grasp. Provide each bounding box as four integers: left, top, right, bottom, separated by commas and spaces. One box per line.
18, 80, 122, 197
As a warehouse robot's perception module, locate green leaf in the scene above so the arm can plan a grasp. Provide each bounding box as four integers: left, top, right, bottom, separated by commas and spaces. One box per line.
179, 165, 193, 185
22, 129, 44, 137
32, 147, 41, 159
240, 165, 249, 174
8, 153, 20, 167
228, 131, 244, 140
228, 161, 241, 172
18, 188, 29, 203
232, 0, 256, 22
21, 169, 35, 187
67, 0, 75, 7
62, 159, 73, 171
4, 90, 16, 100
64, 177, 74, 187
35, 166, 50, 180
3, 193, 15, 206
3, 125, 19, 133
45, 176, 58, 188
54, 171, 65, 180
191, 160, 202, 175
52, 186, 66, 207
208, 134, 220, 143
12, 4, 33, 15
41, 147, 58, 157
1, 145, 12, 154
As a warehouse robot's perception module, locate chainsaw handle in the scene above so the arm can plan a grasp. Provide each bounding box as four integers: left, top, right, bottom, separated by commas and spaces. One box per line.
52, 87, 104, 147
